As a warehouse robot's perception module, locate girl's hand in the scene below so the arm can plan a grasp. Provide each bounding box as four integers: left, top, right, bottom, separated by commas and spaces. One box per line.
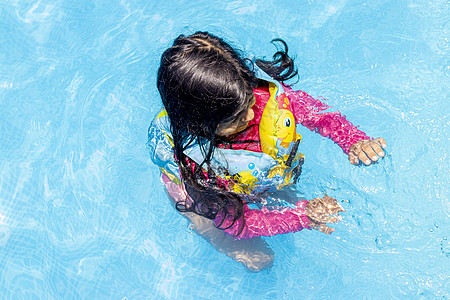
305, 196, 345, 234
349, 138, 387, 165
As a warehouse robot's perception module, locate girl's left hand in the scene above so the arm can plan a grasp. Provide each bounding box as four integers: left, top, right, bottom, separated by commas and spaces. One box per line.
349, 138, 387, 165
305, 195, 345, 234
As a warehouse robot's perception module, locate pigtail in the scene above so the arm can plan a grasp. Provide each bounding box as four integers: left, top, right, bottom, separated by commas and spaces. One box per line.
255, 38, 298, 83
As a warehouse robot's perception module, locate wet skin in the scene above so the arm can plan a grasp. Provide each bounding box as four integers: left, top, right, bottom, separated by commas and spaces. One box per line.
348, 137, 387, 166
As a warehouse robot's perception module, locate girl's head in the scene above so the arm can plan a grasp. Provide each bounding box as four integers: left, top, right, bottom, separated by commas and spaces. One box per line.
157, 31, 256, 141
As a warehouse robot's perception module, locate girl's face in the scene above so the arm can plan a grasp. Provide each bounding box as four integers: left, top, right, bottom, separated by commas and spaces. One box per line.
217, 95, 256, 137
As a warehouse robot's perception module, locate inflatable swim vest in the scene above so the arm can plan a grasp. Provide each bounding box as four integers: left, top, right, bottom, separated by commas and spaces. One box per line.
149, 66, 305, 195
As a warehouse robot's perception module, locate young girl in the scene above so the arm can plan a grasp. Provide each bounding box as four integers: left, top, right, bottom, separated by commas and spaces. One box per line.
148, 31, 387, 272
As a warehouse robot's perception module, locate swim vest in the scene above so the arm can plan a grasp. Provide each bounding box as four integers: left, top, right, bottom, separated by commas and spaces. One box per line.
148, 66, 305, 195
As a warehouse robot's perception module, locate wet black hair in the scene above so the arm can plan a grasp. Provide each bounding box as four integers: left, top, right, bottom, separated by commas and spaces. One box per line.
156, 31, 297, 235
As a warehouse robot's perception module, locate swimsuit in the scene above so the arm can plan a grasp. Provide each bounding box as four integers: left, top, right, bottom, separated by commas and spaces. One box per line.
148, 67, 370, 239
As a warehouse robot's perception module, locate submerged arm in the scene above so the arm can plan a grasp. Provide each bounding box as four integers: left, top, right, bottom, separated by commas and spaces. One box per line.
215, 201, 311, 240
162, 172, 312, 239
216, 195, 344, 239
162, 172, 343, 240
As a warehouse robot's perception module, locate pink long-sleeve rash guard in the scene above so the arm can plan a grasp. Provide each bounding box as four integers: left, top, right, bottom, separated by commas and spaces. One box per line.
163, 86, 370, 240
162, 172, 311, 239
213, 200, 311, 239
284, 86, 370, 154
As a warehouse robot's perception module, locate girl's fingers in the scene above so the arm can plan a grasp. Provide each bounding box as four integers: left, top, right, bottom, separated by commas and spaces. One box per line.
329, 202, 345, 214
349, 138, 387, 165
306, 196, 344, 232
374, 137, 387, 149
308, 196, 344, 215
313, 223, 334, 235
362, 143, 379, 163
358, 149, 371, 165
322, 196, 345, 213
349, 152, 360, 165
348, 142, 362, 165
370, 141, 385, 158
322, 195, 335, 206
316, 215, 342, 224
306, 210, 342, 224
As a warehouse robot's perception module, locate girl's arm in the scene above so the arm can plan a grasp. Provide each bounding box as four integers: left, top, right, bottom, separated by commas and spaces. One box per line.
162, 173, 345, 240
215, 195, 344, 239
285, 86, 370, 154
161, 172, 311, 239
214, 201, 311, 240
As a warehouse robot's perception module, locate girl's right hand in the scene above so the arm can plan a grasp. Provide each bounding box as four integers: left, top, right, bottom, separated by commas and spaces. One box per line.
349, 137, 387, 165
305, 196, 345, 234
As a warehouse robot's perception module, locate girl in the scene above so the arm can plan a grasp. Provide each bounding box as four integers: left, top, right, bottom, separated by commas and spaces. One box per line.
148, 31, 387, 272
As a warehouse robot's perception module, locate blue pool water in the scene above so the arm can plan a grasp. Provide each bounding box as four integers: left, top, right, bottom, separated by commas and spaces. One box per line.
0, 0, 449, 298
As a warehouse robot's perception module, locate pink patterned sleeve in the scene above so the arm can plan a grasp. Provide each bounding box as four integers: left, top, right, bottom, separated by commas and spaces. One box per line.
214, 201, 311, 240
161, 173, 311, 240
285, 86, 371, 154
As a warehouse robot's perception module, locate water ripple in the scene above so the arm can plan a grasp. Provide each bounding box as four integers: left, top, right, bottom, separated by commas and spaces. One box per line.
0, 0, 449, 298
